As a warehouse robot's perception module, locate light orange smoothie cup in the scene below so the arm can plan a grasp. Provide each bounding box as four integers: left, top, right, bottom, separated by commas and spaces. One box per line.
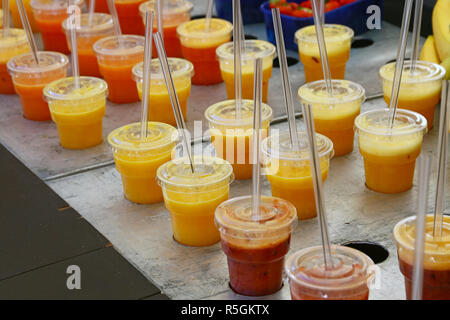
205, 99, 273, 180
262, 131, 334, 220
9, 0, 39, 32
298, 79, 365, 156
295, 24, 353, 83
44, 76, 108, 149
115, 0, 147, 35
108, 122, 177, 204
380, 60, 446, 130
355, 108, 427, 194
62, 13, 114, 77
94, 35, 145, 104
157, 156, 234, 247
7, 51, 69, 121
216, 40, 276, 102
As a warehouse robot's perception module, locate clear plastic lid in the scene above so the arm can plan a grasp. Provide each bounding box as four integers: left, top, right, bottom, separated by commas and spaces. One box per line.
216, 40, 276, 61
44, 76, 108, 101
93, 35, 145, 57
7, 51, 69, 75
62, 13, 113, 34
379, 60, 446, 84
132, 58, 194, 81
294, 24, 354, 44
298, 79, 366, 105
177, 18, 232, 39
139, 0, 193, 26
31, 0, 83, 11
0, 28, 28, 49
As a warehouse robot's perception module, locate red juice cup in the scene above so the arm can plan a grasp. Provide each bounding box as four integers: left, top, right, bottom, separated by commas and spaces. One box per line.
115, 0, 147, 35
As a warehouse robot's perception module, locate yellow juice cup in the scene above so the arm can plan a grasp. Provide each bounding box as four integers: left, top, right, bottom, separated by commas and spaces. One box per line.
216, 40, 276, 102
9, 0, 39, 32
157, 156, 234, 247
295, 24, 353, 83
132, 58, 193, 127
262, 131, 334, 220
108, 122, 177, 204
44, 76, 108, 150
355, 108, 427, 194
298, 79, 365, 156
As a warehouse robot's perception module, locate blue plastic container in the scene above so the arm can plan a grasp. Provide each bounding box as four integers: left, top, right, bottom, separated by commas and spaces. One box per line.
215, 0, 267, 24
261, 0, 384, 51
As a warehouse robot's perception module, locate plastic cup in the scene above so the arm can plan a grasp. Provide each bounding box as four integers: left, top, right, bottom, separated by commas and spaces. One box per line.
298, 79, 365, 156
43, 76, 108, 149
85, 0, 109, 13
139, 0, 192, 58
177, 18, 232, 85
295, 24, 354, 83
262, 131, 334, 220
215, 195, 297, 296
132, 57, 193, 127
94, 35, 145, 104
393, 214, 450, 300
380, 61, 446, 130
285, 245, 375, 300
7, 51, 69, 121
157, 156, 234, 247
0, 9, 2, 28
9, 0, 39, 32
216, 40, 276, 102
354, 108, 427, 194
62, 13, 114, 77
114, 0, 147, 35
108, 122, 177, 204
205, 99, 273, 180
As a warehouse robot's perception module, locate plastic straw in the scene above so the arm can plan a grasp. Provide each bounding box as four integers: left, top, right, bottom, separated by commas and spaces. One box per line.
140, 11, 154, 140
68, 0, 80, 88
15, 0, 39, 64
301, 102, 334, 270
157, 0, 163, 45
107, 0, 121, 36
320, 0, 325, 25
154, 31, 194, 173
272, 8, 299, 151
410, 0, 423, 74
232, 0, 242, 117
204, 0, 214, 31
88, 0, 96, 26
2, 0, 9, 37
433, 80, 449, 237
252, 58, 263, 219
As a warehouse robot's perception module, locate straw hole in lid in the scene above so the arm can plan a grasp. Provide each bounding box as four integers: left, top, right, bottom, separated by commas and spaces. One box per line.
273, 57, 299, 68
341, 241, 389, 264
351, 38, 374, 49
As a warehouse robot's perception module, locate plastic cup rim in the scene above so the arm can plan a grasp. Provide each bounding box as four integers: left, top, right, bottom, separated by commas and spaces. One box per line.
294, 24, 354, 44
298, 79, 366, 105
93, 35, 145, 57
379, 60, 447, 84
7, 51, 69, 75
176, 18, 233, 39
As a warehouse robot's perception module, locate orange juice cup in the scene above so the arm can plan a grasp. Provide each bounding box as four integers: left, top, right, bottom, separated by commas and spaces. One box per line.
0, 9, 3, 28
298, 79, 365, 156
295, 24, 353, 83
94, 35, 144, 104
379, 60, 446, 130
115, 0, 147, 35
355, 108, 427, 194
216, 40, 276, 102
157, 156, 234, 247
44, 76, 108, 149
177, 18, 232, 85
62, 13, 114, 77
9, 0, 39, 32
205, 99, 273, 180
7, 51, 69, 121
85, 0, 109, 13
108, 122, 177, 204
262, 131, 334, 220
132, 57, 193, 126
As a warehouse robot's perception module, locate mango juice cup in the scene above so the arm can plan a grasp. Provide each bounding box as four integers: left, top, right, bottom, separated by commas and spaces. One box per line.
132, 58, 193, 126
44, 76, 108, 149
62, 13, 114, 77
355, 108, 427, 194
216, 40, 276, 102
7, 51, 69, 121
295, 24, 353, 83
9, 0, 39, 32
262, 131, 334, 220
115, 0, 147, 35
215, 195, 297, 296
177, 18, 232, 85
108, 122, 177, 204
380, 60, 446, 130
205, 99, 273, 180
157, 156, 234, 247
0, 28, 29, 94
285, 245, 375, 300
94, 35, 145, 104
393, 214, 450, 300
298, 79, 365, 156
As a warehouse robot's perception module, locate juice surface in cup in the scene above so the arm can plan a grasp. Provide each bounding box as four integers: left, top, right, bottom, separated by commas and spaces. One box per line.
262, 131, 334, 220
393, 214, 450, 300
285, 245, 375, 300
0, 28, 30, 94
295, 24, 353, 83
380, 61, 446, 130
108, 121, 177, 204
298, 79, 365, 156
7, 51, 69, 121
215, 195, 297, 296
44, 76, 108, 149
132, 57, 193, 126
62, 13, 114, 77
139, 0, 192, 58
94, 35, 144, 104
85, 0, 109, 13
355, 108, 427, 194
157, 156, 234, 247
177, 18, 232, 85
216, 40, 276, 102
9, 0, 39, 32
115, 0, 147, 35
205, 99, 273, 180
